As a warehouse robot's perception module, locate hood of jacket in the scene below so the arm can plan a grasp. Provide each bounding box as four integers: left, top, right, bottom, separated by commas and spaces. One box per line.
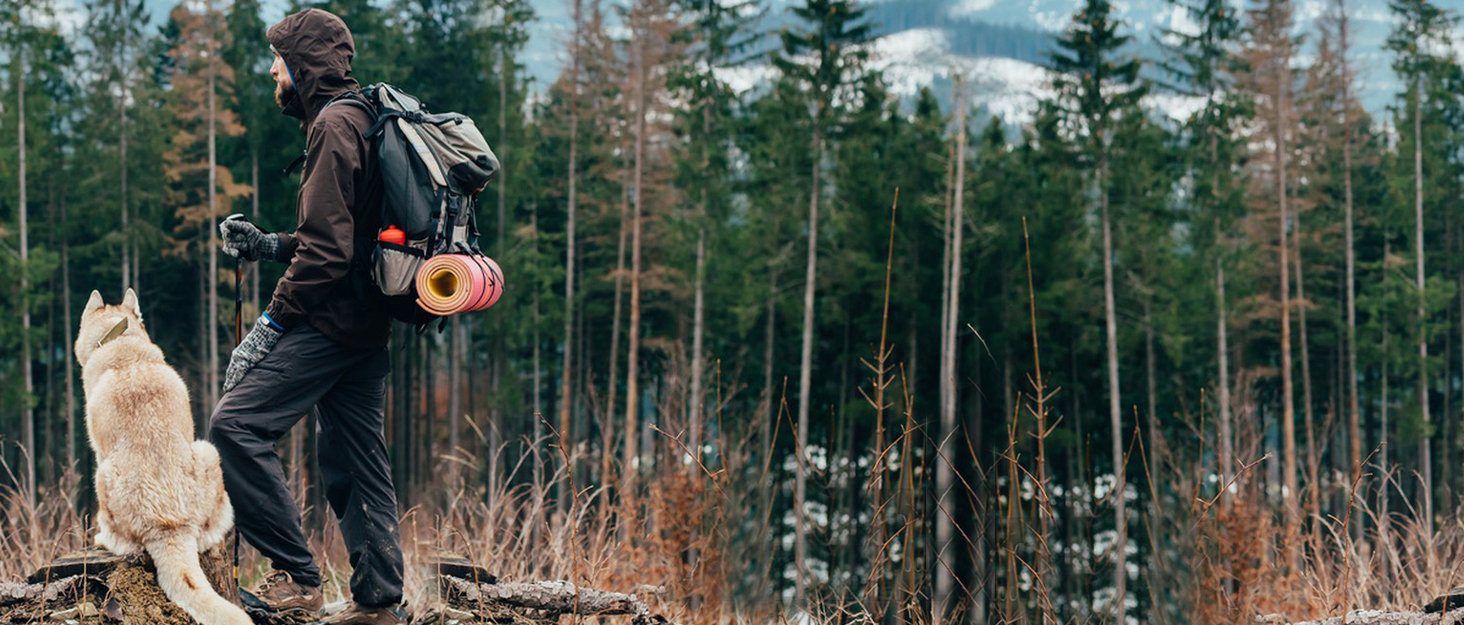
267, 8, 359, 128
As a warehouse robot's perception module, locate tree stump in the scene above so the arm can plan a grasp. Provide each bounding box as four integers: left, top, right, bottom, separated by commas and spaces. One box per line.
1, 539, 244, 625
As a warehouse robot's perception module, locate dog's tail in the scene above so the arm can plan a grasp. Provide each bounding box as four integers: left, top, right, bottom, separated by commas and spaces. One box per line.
147, 532, 253, 625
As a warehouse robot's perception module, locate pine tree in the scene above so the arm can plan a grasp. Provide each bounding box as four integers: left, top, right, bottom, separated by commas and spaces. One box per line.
772, 0, 871, 606
1049, 0, 1147, 615
1159, 0, 1248, 502
1243, 0, 1302, 560
1386, 0, 1459, 533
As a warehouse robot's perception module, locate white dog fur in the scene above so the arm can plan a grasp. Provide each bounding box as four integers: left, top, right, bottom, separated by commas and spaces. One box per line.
75, 289, 252, 625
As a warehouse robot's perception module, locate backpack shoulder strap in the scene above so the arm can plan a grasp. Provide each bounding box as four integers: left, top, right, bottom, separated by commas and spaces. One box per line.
323, 90, 379, 127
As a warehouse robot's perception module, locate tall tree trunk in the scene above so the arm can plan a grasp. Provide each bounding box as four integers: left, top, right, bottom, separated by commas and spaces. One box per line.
1274, 58, 1299, 555
250, 152, 259, 308
603, 154, 630, 489
622, 35, 648, 500
689, 104, 710, 463
760, 265, 778, 603
794, 125, 822, 610
1338, 0, 1360, 538
449, 317, 461, 465
559, 0, 580, 512
1381, 240, 1392, 553
61, 192, 75, 475
533, 207, 544, 491
18, 44, 34, 506
206, 33, 220, 412
1295, 213, 1318, 525
934, 85, 965, 625
120, 28, 130, 293
1217, 258, 1232, 495
1413, 72, 1432, 534
1100, 145, 1125, 620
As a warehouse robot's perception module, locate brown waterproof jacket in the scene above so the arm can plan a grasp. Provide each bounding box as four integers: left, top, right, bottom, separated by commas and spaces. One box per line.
265, 9, 390, 348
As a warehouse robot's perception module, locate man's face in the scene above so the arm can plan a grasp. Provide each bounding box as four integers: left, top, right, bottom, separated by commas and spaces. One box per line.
270, 53, 294, 108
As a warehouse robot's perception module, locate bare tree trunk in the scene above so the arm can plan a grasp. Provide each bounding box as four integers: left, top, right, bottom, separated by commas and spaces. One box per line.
603, 156, 629, 489
1274, 58, 1298, 554
622, 33, 648, 499
1218, 258, 1232, 494
61, 192, 75, 474
794, 125, 822, 610
119, 28, 130, 293
934, 83, 965, 625
1333, 0, 1361, 540
1413, 73, 1433, 535
449, 316, 461, 462
533, 207, 543, 491
1295, 212, 1318, 525
250, 152, 259, 308
1100, 145, 1125, 620
206, 29, 220, 412
18, 46, 34, 505
559, 0, 581, 512
689, 102, 711, 462
1381, 240, 1392, 551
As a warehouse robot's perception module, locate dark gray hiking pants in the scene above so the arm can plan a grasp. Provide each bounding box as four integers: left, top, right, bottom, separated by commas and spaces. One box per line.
209, 324, 404, 607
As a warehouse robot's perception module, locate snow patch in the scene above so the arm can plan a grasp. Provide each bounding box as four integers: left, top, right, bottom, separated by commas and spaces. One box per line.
714, 64, 776, 95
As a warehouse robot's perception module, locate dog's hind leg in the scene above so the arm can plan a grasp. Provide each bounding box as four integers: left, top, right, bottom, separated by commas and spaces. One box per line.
94, 464, 141, 555
192, 441, 234, 550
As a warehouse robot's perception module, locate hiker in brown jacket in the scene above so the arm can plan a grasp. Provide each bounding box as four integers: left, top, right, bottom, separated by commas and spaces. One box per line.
210, 8, 403, 625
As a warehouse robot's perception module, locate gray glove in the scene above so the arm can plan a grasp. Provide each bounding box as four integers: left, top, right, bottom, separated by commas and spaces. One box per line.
223, 315, 284, 393
220, 214, 282, 262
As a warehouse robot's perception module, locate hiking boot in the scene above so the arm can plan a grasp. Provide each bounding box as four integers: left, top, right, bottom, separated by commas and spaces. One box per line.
319, 602, 403, 625
249, 569, 324, 613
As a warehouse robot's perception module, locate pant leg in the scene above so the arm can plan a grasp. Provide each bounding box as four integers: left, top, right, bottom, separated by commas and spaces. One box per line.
209, 325, 354, 587
315, 346, 403, 607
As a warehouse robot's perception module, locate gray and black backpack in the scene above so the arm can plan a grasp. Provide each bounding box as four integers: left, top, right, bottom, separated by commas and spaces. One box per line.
326, 83, 501, 326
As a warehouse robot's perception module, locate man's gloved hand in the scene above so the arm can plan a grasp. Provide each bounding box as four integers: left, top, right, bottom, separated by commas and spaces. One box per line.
220, 214, 282, 262
223, 314, 285, 393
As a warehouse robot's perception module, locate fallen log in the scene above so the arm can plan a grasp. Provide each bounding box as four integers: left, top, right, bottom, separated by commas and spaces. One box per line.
419, 575, 678, 625
1259, 609, 1464, 625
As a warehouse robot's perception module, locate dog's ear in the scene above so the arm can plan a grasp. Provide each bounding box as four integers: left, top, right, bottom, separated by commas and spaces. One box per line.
84, 290, 104, 314
122, 288, 140, 318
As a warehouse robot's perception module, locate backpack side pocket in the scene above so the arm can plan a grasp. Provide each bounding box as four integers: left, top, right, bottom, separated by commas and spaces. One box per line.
373, 239, 427, 296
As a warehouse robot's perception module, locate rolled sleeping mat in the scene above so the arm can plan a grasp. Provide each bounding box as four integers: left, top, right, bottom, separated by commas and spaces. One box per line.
415, 253, 504, 316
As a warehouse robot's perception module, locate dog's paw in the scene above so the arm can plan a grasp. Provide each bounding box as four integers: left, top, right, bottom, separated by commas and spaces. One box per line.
95, 531, 140, 556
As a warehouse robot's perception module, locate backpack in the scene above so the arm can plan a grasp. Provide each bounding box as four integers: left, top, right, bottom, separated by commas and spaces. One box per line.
325, 83, 501, 327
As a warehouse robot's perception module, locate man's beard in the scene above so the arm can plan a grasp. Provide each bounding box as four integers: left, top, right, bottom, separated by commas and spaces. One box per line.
275, 82, 296, 109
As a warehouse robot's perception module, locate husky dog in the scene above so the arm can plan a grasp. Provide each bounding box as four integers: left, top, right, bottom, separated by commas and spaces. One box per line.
75, 289, 252, 625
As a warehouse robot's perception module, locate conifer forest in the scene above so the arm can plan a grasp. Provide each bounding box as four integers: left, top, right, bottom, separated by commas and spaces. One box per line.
6, 0, 1464, 622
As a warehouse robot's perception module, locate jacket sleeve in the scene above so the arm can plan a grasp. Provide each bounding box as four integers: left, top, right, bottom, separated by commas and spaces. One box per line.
274, 232, 299, 261
265, 114, 362, 330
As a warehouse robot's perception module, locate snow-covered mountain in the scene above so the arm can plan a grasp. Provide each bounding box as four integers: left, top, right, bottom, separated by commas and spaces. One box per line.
943, 0, 1410, 117
114, 0, 1453, 121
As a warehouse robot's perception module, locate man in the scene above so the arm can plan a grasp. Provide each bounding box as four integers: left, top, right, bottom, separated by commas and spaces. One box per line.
211, 8, 403, 625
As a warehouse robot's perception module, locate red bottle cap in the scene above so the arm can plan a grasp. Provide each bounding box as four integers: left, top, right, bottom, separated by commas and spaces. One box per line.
379, 225, 406, 246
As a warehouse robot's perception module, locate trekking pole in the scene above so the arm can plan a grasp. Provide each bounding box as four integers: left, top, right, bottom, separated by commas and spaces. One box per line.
234, 258, 243, 348
232, 255, 242, 594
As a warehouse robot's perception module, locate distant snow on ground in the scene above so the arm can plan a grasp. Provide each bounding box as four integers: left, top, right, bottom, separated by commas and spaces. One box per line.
1144, 91, 1207, 123
714, 64, 778, 95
